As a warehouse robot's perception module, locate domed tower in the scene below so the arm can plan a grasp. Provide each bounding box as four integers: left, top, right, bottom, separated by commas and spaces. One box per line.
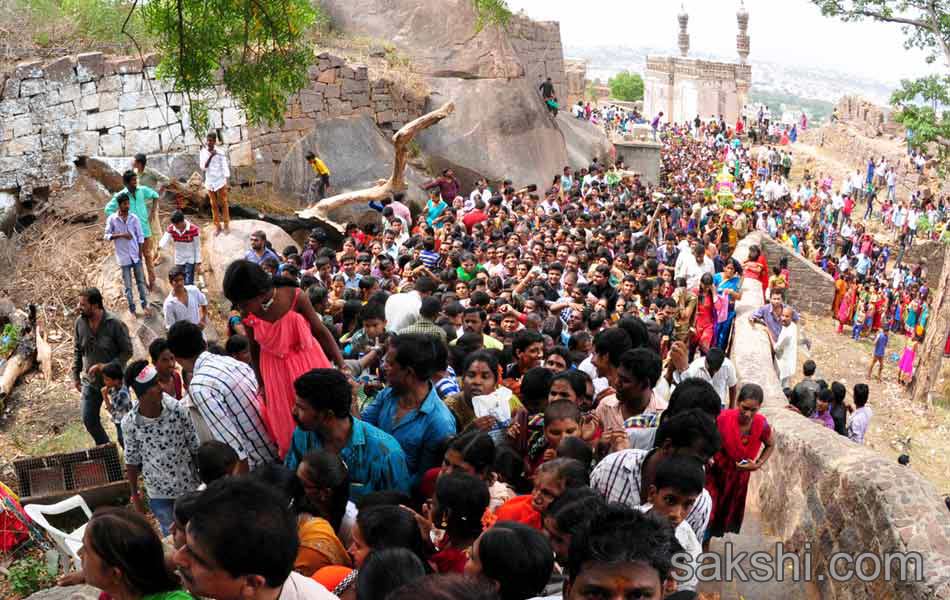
678, 4, 690, 58
737, 1, 750, 65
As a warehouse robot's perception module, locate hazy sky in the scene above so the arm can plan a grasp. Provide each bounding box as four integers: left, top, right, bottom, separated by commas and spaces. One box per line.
507, 0, 943, 82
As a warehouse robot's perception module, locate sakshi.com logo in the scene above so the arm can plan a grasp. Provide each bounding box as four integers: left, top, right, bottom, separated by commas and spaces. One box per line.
673, 542, 924, 583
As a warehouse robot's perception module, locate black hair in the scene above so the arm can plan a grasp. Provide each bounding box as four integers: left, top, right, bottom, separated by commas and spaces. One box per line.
493, 443, 531, 495
664, 377, 722, 421
738, 382, 764, 405
593, 327, 632, 367
299, 450, 350, 531
80, 287, 104, 309
535, 457, 589, 489
122, 169, 136, 186
187, 476, 298, 588
544, 399, 581, 426
803, 359, 816, 377
359, 301, 387, 324
386, 574, 501, 600
704, 347, 726, 372
101, 361, 124, 381
420, 296, 441, 320
617, 317, 650, 349
222, 259, 273, 304
475, 521, 554, 600
356, 548, 427, 600
123, 359, 153, 393
817, 388, 834, 405
557, 436, 593, 467
147, 338, 170, 363
830, 381, 847, 404
166, 321, 208, 359
448, 430, 496, 478
853, 383, 869, 408
618, 347, 662, 389
520, 367, 554, 414
390, 333, 442, 381
655, 409, 721, 460
567, 505, 675, 584
355, 505, 429, 564
170, 210, 185, 224
434, 471, 490, 541
173, 491, 202, 528
85, 508, 180, 595
355, 490, 413, 511
547, 486, 607, 536
462, 350, 500, 384
196, 440, 239, 485
653, 455, 706, 497
550, 369, 590, 400
225, 334, 249, 355
133, 153, 147, 166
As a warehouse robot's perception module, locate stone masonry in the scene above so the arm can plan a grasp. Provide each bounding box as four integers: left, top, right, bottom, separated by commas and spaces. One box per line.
747, 231, 835, 315
508, 13, 566, 102
0, 51, 425, 197
731, 235, 950, 600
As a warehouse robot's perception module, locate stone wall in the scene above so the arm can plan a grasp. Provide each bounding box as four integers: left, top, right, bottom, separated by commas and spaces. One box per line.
835, 95, 900, 138
730, 235, 950, 600
748, 231, 835, 315
508, 14, 566, 101
0, 50, 425, 198
904, 240, 947, 288
564, 58, 587, 108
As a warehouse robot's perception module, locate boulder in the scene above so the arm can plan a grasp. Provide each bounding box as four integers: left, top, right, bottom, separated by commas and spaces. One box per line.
26, 585, 99, 600
319, 0, 522, 79
274, 114, 428, 222
416, 77, 568, 190
556, 112, 612, 170
0, 189, 17, 235
201, 220, 295, 296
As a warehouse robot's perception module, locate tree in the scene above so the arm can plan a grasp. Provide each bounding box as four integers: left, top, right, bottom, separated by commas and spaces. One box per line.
814, 0, 950, 406
134, 0, 319, 134
608, 71, 644, 102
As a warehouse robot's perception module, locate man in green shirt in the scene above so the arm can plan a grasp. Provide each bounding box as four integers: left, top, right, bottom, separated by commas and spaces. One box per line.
105, 169, 160, 290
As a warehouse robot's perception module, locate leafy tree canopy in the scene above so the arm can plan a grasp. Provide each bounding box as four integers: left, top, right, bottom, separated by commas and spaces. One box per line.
608, 71, 644, 102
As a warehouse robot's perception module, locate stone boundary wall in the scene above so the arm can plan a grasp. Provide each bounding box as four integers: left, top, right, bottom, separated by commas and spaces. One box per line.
508, 14, 566, 100
746, 231, 835, 315
835, 95, 900, 137
564, 58, 587, 108
730, 235, 950, 599
0, 51, 425, 196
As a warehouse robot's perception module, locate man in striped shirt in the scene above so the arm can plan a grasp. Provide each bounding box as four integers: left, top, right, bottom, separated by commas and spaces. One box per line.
167, 321, 277, 471
590, 409, 719, 543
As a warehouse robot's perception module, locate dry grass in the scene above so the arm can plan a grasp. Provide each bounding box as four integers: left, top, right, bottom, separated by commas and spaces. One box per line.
311, 31, 430, 100
230, 183, 299, 216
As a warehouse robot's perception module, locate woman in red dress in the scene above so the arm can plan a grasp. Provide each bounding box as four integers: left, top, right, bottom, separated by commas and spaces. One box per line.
691, 272, 717, 357
706, 383, 774, 541
742, 244, 770, 301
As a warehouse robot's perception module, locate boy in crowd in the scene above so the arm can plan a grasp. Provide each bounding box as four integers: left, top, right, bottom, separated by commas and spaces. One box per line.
104, 192, 150, 316
100, 362, 132, 448
159, 210, 202, 285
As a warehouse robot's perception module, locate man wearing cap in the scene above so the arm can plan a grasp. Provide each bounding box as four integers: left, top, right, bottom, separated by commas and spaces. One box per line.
121, 359, 199, 535
306, 151, 331, 202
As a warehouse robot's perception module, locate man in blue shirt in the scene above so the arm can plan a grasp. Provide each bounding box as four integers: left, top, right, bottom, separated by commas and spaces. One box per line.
285, 369, 410, 500
749, 288, 800, 341
105, 170, 161, 289
361, 333, 456, 486
244, 230, 281, 265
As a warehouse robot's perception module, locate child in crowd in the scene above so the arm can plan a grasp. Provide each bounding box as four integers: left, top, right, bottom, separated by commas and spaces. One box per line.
526, 400, 581, 477
100, 362, 133, 448
342, 301, 387, 359
641, 455, 705, 593
898, 333, 921, 386
225, 334, 251, 364
196, 440, 240, 488
158, 210, 201, 286
149, 338, 183, 400
768, 266, 787, 303
868, 327, 889, 381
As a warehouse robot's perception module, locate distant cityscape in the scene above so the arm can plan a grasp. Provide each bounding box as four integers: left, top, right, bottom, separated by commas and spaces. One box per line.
568, 44, 899, 121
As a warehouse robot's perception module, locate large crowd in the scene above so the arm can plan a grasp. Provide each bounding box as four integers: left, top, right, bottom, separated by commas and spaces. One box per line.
62, 97, 944, 600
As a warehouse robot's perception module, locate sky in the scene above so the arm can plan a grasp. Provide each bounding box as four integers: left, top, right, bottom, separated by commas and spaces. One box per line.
507, 0, 943, 82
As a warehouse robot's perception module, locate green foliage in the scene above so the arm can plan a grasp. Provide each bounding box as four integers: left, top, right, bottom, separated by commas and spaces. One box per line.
891, 76, 950, 173
473, 0, 512, 32
749, 89, 835, 122
19, 0, 146, 47
7, 556, 55, 597
138, 0, 319, 132
1, 323, 20, 357
608, 71, 644, 102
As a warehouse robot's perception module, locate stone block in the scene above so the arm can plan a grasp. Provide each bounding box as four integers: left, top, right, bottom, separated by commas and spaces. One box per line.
80, 94, 100, 112
68, 131, 100, 157
7, 134, 41, 155
99, 93, 119, 112
328, 55, 343, 68
283, 118, 315, 132
349, 93, 370, 108
45, 56, 77, 82
80, 81, 97, 96
111, 57, 142, 75
0, 126, 10, 142
2, 78, 19, 100
308, 64, 322, 78
324, 84, 341, 99
77, 52, 106, 78
19, 79, 46, 97
118, 91, 158, 111
229, 140, 253, 167
317, 69, 337, 85
120, 108, 150, 130
339, 66, 355, 79
52, 83, 81, 104
121, 75, 144, 93
146, 106, 169, 129
159, 125, 185, 151
220, 126, 242, 144
328, 99, 351, 117
222, 107, 244, 128
355, 65, 368, 80
98, 76, 120, 93
10, 116, 35, 138
125, 128, 161, 154
15, 60, 43, 80
87, 110, 120, 131
1, 99, 28, 118
342, 78, 367, 94
208, 110, 223, 128
299, 90, 324, 111
165, 92, 184, 107
375, 110, 394, 124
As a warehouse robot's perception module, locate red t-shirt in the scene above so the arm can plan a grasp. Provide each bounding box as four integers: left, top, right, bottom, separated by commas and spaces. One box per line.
494, 495, 541, 529
462, 210, 488, 234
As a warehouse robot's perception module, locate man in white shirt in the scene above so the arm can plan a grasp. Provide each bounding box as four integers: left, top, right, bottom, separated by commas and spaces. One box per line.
163, 265, 208, 332
199, 133, 231, 235
384, 276, 437, 332
674, 242, 713, 290
175, 477, 337, 600
466, 179, 491, 213
847, 383, 872, 444
672, 347, 738, 408
773, 307, 798, 388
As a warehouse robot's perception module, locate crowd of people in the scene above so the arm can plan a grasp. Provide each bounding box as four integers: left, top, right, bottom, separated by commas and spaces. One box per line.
64, 101, 926, 600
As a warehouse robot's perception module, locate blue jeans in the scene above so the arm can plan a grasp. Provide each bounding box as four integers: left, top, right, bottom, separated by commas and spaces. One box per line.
81, 383, 110, 446
183, 262, 196, 285
121, 262, 148, 312
149, 498, 175, 536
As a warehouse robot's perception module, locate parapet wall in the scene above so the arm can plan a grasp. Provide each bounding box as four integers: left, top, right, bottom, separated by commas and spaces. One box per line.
731, 235, 950, 599
0, 51, 425, 196
749, 231, 835, 315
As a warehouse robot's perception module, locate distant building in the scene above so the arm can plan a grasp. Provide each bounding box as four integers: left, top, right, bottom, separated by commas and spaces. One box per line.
643, 2, 752, 126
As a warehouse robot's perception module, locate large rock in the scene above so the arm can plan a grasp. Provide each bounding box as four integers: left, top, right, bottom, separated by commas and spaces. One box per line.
320, 0, 522, 79
26, 585, 99, 600
556, 112, 613, 170
201, 220, 296, 296
274, 114, 428, 222
416, 77, 568, 190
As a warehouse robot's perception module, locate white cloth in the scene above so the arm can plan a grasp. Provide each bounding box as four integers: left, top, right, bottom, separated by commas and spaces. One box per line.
199, 146, 230, 192
774, 322, 798, 383
158, 221, 202, 265
675, 357, 738, 407
385, 290, 422, 332
163, 285, 208, 331
278, 572, 337, 600
637, 504, 701, 592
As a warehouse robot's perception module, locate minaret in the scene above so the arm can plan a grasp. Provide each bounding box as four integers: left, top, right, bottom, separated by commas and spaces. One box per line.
678, 4, 690, 58
737, 1, 750, 64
